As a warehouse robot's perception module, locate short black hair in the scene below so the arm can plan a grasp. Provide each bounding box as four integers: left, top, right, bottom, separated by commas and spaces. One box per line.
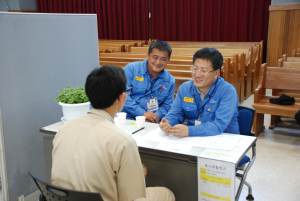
85, 65, 127, 109
148, 40, 172, 59
193, 48, 223, 71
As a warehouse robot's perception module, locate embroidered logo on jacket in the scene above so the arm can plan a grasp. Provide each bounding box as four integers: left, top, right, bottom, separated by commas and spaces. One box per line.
184, 97, 194, 103
135, 76, 144, 81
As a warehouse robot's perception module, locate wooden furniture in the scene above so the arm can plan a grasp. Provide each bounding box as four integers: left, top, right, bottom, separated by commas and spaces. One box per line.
252, 64, 300, 136
267, 4, 300, 67
292, 48, 300, 57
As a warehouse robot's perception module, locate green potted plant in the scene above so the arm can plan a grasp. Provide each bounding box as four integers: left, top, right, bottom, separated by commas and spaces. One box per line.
55, 86, 90, 122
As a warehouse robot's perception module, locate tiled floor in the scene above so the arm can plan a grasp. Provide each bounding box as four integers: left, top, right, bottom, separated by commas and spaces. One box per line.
237, 90, 300, 201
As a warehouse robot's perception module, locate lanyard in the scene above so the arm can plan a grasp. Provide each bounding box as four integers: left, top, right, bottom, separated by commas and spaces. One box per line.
193, 92, 208, 121
193, 79, 218, 121
149, 75, 161, 99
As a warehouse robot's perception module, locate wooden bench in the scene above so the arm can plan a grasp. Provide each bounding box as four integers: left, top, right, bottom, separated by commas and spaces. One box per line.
282, 54, 300, 62
252, 64, 300, 136
269, 57, 300, 129
291, 48, 300, 57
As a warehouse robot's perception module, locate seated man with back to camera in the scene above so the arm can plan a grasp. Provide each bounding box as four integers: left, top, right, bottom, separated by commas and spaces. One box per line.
51, 65, 175, 201
122, 41, 175, 123
160, 48, 240, 137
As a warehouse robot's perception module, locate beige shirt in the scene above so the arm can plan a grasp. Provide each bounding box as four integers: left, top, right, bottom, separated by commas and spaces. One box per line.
51, 109, 146, 201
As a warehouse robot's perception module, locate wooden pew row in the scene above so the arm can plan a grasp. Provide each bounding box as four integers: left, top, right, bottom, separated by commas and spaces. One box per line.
269, 57, 300, 129
99, 52, 193, 60
100, 57, 193, 65
98, 39, 150, 44
291, 48, 300, 57
128, 46, 250, 57
282, 54, 300, 62
165, 40, 263, 65
252, 64, 300, 136
98, 40, 148, 52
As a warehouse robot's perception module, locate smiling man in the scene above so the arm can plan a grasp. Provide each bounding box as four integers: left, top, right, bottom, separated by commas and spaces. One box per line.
160, 48, 240, 137
122, 41, 175, 123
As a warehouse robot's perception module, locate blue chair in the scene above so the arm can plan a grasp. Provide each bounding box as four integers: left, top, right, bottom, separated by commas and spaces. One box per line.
236, 105, 256, 201
29, 172, 104, 201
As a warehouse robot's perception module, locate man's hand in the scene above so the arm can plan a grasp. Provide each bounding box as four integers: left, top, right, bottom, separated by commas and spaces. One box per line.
159, 118, 171, 134
143, 111, 159, 123
142, 164, 147, 178
170, 124, 189, 138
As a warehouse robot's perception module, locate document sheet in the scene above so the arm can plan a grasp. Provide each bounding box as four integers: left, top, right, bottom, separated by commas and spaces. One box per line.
142, 128, 241, 152
198, 158, 235, 201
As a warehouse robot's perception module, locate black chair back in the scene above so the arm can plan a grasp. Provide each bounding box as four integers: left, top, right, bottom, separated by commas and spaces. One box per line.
29, 172, 104, 201
238, 105, 256, 136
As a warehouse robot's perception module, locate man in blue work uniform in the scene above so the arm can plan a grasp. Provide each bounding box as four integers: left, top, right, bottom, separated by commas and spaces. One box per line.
122, 41, 175, 123
160, 47, 240, 137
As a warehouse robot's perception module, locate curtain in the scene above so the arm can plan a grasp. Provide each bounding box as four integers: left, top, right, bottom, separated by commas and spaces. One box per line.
36, 0, 149, 40
37, 0, 271, 43
150, 0, 271, 43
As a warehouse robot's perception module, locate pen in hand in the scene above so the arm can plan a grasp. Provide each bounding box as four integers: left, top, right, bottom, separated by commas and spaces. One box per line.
132, 127, 145, 134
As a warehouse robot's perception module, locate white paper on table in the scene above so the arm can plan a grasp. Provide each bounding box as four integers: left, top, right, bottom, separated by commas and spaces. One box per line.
142, 127, 170, 142
142, 127, 198, 143
199, 147, 241, 163
157, 140, 193, 152
142, 128, 197, 152
193, 134, 242, 150
199, 136, 251, 162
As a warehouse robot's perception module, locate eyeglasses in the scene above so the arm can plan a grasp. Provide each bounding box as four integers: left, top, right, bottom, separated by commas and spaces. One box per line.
190, 66, 215, 75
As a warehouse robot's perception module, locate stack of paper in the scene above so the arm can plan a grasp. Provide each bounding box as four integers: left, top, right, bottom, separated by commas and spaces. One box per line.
142, 128, 242, 153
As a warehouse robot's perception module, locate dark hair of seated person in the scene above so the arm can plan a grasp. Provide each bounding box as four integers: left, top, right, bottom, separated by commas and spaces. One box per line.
193, 47, 223, 71
85, 65, 127, 109
148, 40, 172, 59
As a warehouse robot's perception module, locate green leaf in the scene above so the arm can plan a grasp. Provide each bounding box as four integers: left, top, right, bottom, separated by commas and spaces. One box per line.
55, 86, 89, 104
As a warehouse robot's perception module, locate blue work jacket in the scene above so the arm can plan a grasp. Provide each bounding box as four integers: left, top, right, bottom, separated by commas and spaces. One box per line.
122, 60, 175, 120
165, 77, 240, 136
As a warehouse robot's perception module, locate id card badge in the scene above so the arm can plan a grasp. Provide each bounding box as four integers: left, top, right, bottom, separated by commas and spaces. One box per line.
195, 115, 201, 125
195, 120, 201, 125
147, 97, 159, 112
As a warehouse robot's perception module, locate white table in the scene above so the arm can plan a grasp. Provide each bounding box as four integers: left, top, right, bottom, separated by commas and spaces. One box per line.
40, 120, 256, 201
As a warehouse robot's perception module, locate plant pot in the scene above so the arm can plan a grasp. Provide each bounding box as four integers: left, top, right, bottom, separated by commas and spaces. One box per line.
59, 102, 91, 121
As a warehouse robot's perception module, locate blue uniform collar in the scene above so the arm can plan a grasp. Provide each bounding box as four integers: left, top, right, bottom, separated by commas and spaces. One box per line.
142, 59, 167, 81
191, 77, 220, 98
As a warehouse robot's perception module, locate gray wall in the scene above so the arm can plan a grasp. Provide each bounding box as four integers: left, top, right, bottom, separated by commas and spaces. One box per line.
0, 0, 8, 11
271, 0, 300, 5
0, 12, 98, 201
6, 0, 37, 11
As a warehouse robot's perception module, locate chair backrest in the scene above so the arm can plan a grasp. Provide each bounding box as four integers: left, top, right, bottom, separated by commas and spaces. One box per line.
29, 172, 104, 201
238, 105, 256, 136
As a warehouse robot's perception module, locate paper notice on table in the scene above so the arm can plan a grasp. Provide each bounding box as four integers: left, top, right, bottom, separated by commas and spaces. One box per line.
198, 157, 235, 201
199, 135, 252, 162
143, 128, 196, 152
142, 127, 170, 142
142, 128, 242, 152
157, 140, 193, 152
199, 147, 241, 163
142, 127, 197, 143
194, 134, 242, 150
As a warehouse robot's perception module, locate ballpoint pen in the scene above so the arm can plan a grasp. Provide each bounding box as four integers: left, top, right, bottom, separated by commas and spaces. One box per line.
132, 127, 145, 134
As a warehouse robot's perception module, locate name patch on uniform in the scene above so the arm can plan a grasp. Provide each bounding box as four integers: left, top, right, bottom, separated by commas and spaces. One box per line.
135, 76, 144, 81
184, 97, 194, 103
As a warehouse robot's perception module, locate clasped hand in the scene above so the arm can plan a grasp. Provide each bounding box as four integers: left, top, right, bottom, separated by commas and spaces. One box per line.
159, 118, 189, 138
